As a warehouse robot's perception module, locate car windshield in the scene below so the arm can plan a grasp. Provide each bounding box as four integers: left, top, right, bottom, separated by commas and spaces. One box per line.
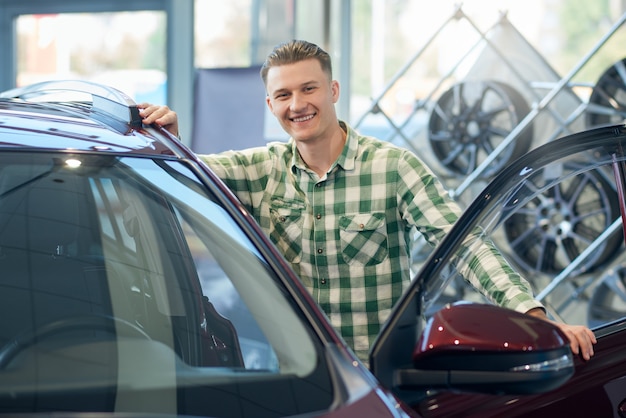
0, 152, 329, 416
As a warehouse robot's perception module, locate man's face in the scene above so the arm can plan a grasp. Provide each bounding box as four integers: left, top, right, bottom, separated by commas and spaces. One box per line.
265, 58, 339, 143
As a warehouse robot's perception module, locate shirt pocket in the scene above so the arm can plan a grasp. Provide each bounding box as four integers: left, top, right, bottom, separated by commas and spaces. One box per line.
269, 201, 304, 264
339, 213, 388, 266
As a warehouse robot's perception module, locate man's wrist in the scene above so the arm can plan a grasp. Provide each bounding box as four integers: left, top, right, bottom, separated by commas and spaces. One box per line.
526, 307, 548, 319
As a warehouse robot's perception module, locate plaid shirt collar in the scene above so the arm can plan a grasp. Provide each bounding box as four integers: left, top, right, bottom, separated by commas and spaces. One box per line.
289, 120, 356, 175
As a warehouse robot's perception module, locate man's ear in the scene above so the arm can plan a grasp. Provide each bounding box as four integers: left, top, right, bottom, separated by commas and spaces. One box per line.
266, 95, 274, 113
331, 80, 340, 103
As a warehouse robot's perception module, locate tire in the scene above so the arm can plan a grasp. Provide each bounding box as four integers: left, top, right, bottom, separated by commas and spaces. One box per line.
585, 57, 626, 128
588, 265, 626, 328
428, 80, 533, 179
503, 163, 622, 276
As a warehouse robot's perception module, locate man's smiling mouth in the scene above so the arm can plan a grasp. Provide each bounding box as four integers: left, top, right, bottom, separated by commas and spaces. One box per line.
292, 114, 315, 122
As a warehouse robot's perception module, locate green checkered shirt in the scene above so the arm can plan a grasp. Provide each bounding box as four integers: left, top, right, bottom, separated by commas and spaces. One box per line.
200, 122, 542, 362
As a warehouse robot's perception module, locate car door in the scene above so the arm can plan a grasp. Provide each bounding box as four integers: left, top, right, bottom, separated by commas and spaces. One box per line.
371, 124, 626, 417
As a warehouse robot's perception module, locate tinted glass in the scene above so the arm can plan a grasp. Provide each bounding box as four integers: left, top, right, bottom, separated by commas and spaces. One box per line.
416, 136, 625, 329
0, 152, 332, 417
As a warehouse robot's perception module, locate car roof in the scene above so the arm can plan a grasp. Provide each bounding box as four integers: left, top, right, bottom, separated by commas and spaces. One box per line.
0, 80, 179, 157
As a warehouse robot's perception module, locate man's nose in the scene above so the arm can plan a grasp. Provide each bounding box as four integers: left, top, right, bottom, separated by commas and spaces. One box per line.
289, 93, 305, 111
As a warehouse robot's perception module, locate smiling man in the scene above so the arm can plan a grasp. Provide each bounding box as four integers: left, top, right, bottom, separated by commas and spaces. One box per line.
139, 39, 596, 364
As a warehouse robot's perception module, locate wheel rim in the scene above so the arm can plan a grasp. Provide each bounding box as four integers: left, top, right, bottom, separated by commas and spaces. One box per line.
588, 265, 626, 327
504, 165, 621, 275
586, 57, 626, 128
428, 80, 533, 178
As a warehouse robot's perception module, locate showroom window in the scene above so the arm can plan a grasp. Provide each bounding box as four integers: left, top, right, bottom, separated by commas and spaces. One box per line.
194, 0, 253, 68
193, 0, 294, 68
16, 11, 167, 104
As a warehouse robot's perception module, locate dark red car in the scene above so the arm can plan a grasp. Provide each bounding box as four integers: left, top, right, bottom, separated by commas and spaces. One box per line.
373, 125, 626, 417
0, 80, 624, 417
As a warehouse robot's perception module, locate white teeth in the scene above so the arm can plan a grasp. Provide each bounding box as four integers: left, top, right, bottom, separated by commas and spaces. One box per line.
292, 114, 314, 122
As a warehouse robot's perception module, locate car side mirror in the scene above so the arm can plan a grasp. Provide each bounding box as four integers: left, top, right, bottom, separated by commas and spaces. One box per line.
395, 303, 574, 395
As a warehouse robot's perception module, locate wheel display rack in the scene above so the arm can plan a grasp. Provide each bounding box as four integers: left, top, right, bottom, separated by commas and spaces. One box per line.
353, 4, 626, 326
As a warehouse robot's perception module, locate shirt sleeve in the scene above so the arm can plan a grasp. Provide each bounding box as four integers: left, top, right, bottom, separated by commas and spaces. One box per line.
396, 150, 544, 314
199, 147, 274, 210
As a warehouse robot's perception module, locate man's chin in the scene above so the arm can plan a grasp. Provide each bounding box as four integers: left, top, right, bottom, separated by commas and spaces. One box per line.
286, 127, 315, 142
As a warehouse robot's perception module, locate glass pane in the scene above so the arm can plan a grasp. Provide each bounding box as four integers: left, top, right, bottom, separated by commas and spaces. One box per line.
16, 12, 166, 104
0, 152, 330, 415
0, 152, 318, 372
194, 0, 253, 68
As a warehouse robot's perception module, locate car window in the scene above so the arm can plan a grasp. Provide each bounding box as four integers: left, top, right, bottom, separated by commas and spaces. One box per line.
0, 152, 332, 417
415, 144, 623, 326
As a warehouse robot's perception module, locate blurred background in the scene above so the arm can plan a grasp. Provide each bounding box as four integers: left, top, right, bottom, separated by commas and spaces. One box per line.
2, 0, 625, 154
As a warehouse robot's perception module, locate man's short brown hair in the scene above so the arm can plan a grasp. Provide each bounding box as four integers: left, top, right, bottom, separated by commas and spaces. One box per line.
260, 40, 332, 86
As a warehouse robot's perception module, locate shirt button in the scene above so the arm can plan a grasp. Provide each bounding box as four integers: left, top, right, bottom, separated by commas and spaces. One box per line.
316, 183, 322, 188
359, 223, 365, 229
316, 213, 322, 219
320, 278, 327, 285
317, 248, 323, 254
279, 216, 286, 222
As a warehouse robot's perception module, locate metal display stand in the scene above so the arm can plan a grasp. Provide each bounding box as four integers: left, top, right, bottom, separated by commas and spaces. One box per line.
353, 4, 626, 325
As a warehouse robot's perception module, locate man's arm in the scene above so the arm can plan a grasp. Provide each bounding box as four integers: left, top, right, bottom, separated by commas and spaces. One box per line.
396, 151, 598, 361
